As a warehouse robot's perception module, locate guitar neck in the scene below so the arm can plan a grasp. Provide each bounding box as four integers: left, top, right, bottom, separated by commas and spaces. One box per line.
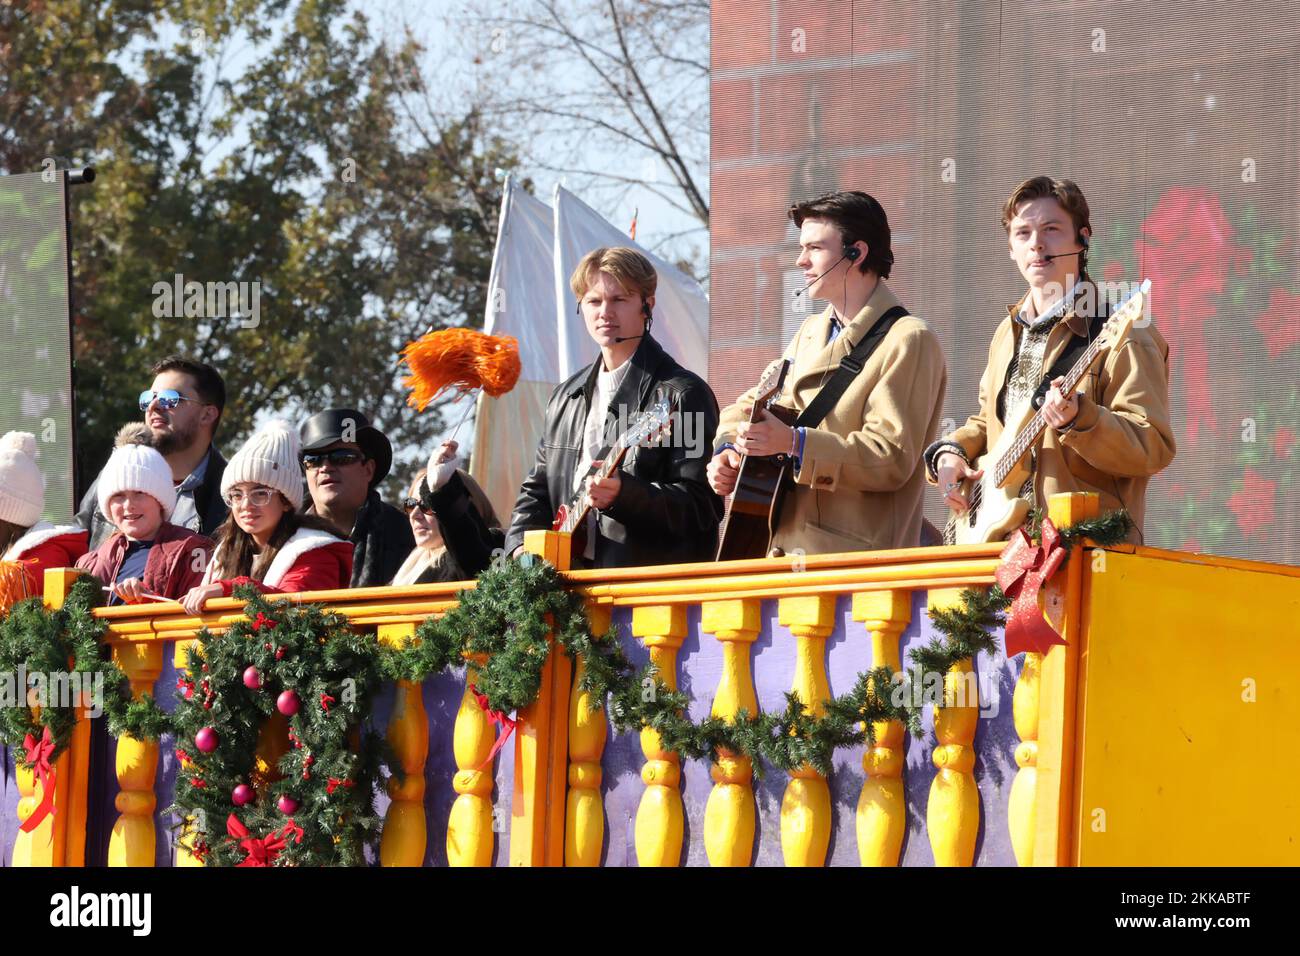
993, 332, 1109, 486
559, 443, 632, 533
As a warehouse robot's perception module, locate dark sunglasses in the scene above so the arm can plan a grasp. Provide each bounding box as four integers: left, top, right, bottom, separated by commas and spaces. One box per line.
401, 497, 433, 516
301, 449, 365, 470
138, 388, 202, 411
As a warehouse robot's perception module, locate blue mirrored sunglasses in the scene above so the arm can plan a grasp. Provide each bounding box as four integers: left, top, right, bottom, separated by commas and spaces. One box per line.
138, 388, 199, 411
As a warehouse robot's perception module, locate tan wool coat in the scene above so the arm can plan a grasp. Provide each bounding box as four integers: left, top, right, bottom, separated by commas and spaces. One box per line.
937, 288, 1177, 539
715, 280, 948, 555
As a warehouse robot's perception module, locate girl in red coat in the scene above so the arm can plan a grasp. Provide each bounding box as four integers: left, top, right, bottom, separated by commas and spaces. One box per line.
183, 420, 351, 615
75, 425, 214, 603
0, 431, 88, 599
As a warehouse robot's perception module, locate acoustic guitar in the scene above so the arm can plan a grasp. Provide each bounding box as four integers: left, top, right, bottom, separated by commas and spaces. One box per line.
715, 360, 800, 561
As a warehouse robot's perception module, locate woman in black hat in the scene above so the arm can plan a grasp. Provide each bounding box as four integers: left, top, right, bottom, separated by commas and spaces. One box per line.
391, 440, 504, 585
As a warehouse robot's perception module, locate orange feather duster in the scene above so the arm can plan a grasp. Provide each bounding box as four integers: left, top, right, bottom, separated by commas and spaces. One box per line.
0, 560, 32, 613
400, 328, 522, 412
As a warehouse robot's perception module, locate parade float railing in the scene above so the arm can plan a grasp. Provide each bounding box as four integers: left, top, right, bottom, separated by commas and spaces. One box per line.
9, 491, 1300, 866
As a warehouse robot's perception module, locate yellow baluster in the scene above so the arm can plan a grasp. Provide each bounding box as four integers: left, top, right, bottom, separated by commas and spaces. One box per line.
632, 604, 687, 867
925, 587, 980, 867
448, 653, 495, 867
108, 640, 163, 867
171, 639, 205, 867
12, 568, 86, 868
851, 589, 912, 867
700, 599, 760, 867
566, 606, 612, 866
378, 622, 429, 867
1008, 652, 1041, 866
777, 595, 836, 867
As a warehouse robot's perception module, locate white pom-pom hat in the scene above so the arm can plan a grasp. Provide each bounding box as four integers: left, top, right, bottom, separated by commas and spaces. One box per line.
97, 442, 178, 521
0, 431, 45, 527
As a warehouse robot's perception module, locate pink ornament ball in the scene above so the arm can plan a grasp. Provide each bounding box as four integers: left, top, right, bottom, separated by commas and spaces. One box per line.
232, 784, 254, 806
243, 666, 261, 689
277, 794, 299, 814
194, 727, 219, 753
276, 690, 300, 716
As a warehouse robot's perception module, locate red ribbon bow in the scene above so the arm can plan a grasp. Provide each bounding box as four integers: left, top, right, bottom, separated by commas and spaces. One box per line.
468, 683, 517, 771
19, 726, 57, 834
326, 777, 355, 795
995, 518, 1069, 657
226, 814, 301, 867
250, 612, 276, 632
320, 693, 336, 713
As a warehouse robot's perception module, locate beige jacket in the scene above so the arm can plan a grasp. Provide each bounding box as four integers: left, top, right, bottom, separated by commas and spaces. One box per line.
932, 289, 1177, 539
715, 281, 947, 555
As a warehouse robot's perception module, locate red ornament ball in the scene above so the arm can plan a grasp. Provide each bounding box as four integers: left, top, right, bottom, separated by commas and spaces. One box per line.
264, 642, 272, 651
195, 727, 219, 753
303, 754, 314, 766
276, 690, 300, 716
275, 647, 285, 660
277, 794, 299, 814
232, 784, 254, 806
243, 666, 261, 689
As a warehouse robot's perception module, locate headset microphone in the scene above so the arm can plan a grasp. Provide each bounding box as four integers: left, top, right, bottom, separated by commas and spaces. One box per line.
1041, 235, 1089, 262
615, 300, 652, 343
792, 245, 860, 299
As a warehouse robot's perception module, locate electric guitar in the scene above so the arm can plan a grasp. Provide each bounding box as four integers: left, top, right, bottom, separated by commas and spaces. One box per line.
946, 279, 1151, 544
553, 400, 674, 558
715, 360, 800, 561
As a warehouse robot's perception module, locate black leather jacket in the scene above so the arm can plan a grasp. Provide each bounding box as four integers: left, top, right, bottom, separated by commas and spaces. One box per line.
503, 334, 722, 569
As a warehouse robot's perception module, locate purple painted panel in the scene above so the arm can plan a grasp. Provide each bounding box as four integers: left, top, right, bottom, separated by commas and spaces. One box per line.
1, 745, 16, 865
81, 642, 514, 867
596, 592, 1019, 866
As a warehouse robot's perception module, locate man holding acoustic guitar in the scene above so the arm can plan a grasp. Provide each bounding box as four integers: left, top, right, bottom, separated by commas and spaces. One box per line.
926, 176, 1176, 544
503, 246, 721, 568
708, 191, 948, 558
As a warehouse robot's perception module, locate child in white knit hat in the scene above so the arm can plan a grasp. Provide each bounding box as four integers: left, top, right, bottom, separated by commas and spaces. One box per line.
74, 424, 214, 604
0, 431, 89, 599
182, 420, 353, 615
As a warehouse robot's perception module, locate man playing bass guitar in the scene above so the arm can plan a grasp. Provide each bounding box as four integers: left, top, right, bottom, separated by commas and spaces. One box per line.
925, 176, 1176, 542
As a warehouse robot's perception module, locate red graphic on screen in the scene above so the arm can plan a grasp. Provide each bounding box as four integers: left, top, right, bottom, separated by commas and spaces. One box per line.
1255, 288, 1300, 359
1225, 469, 1277, 540
1133, 188, 1251, 444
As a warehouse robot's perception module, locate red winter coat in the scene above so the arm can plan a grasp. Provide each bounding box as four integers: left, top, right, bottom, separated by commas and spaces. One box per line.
75, 523, 214, 602
205, 527, 353, 597
3, 522, 89, 598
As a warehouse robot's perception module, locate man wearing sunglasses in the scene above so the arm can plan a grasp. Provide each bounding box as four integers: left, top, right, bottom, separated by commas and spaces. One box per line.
76, 357, 228, 549
299, 408, 414, 588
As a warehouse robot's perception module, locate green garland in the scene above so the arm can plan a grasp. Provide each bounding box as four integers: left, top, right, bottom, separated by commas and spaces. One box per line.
165, 587, 386, 866
0, 509, 1134, 866
0, 575, 168, 763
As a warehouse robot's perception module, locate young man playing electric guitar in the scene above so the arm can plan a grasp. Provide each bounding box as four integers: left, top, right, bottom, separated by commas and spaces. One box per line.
503, 246, 721, 568
708, 190, 948, 557
926, 176, 1176, 542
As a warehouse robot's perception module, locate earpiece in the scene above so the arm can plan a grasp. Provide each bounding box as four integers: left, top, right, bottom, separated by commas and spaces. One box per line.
844, 245, 861, 262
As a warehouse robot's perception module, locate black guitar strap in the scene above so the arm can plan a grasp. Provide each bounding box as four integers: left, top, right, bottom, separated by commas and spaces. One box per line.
794, 305, 909, 429
1028, 309, 1108, 410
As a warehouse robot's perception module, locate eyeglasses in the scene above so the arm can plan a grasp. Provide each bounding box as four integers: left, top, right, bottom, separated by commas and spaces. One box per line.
301, 449, 365, 470
223, 487, 278, 507
401, 497, 433, 516
138, 389, 202, 411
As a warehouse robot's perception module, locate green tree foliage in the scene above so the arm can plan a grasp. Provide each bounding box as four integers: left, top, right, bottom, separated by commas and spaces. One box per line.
0, 0, 528, 499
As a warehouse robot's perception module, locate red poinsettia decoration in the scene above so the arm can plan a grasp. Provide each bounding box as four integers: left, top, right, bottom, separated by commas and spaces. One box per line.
1274, 427, 1297, 461
1225, 469, 1277, 540
1255, 289, 1300, 359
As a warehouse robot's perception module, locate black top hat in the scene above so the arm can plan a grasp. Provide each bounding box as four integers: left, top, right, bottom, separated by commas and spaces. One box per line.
299, 408, 393, 488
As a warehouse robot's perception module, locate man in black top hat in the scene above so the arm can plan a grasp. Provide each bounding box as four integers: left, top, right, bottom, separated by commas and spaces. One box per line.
299, 408, 414, 588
